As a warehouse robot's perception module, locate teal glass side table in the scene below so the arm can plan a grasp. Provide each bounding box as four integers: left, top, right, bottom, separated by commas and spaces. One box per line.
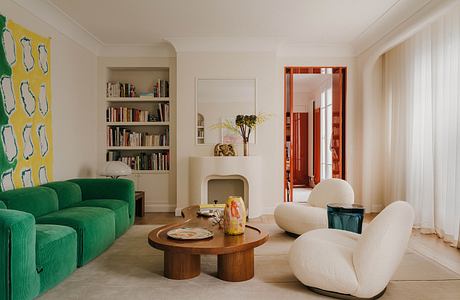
327, 203, 365, 234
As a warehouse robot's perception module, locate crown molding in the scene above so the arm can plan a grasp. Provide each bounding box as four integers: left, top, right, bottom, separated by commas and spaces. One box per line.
353, 0, 458, 56
12, 0, 102, 54
166, 37, 282, 53
167, 37, 356, 58
277, 42, 355, 58
99, 43, 176, 58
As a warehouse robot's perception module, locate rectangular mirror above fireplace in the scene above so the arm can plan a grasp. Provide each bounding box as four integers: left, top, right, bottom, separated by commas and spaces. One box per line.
195, 78, 257, 145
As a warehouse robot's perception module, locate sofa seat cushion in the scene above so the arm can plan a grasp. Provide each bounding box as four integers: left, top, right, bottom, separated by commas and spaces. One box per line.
274, 202, 328, 235
71, 199, 129, 238
289, 229, 360, 295
0, 187, 58, 218
68, 178, 135, 225
42, 181, 82, 209
36, 207, 115, 266
35, 224, 77, 294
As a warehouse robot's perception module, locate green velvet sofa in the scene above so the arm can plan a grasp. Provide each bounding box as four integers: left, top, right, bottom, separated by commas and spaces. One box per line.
0, 178, 134, 300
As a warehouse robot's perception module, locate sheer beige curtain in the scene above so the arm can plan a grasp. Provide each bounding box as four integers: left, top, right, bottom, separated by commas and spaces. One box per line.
383, 6, 460, 248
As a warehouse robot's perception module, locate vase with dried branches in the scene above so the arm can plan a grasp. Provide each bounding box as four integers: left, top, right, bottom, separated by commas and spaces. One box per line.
215, 113, 269, 156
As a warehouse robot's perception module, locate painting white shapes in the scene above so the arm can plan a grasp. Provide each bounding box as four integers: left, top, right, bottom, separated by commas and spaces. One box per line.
38, 83, 48, 116
21, 168, 33, 187
0, 76, 15, 115
1, 125, 18, 163
21, 38, 34, 72
38, 44, 48, 74
2, 29, 16, 66
22, 123, 33, 160
38, 166, 48, 184
1, 170, 14, 191
20, 81, 36, 116
37, 124, 49, 157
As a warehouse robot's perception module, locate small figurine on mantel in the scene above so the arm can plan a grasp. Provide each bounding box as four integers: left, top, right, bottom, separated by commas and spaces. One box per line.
214, 143, 236, 156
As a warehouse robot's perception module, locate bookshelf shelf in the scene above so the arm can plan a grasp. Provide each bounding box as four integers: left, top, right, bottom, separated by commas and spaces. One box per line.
132, 170, 169, 174
106, 122, 169, 126
107, 146, 169, 150
106, 97, 170, 102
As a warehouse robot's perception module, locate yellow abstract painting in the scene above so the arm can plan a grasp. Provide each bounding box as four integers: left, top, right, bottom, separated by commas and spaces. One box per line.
0, 15, 53, 190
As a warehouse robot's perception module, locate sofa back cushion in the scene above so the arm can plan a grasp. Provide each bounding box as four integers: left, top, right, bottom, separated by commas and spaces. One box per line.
308, 178, 354, 208
42, 181, 82, 209
0, 201, 5, 209
0, 187, 58, 217
353, 201, 414, 298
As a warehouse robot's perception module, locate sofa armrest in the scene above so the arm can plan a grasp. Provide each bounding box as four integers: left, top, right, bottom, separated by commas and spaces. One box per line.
68, 178, 135, 224
0, 209, 40, 300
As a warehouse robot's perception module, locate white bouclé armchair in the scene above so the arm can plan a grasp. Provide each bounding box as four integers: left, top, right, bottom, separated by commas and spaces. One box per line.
288, 201, 414, 299
274, 178, 354, 235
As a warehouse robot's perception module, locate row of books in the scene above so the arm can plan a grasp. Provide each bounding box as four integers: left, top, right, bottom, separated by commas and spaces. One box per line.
157, 103, 170, 122
106, 79, 169, 98
197, 203, 225, 217
107, 127, 169, 147
106, 82, 136, 97
153, 79, 169, 98
107, 151, 169, 171
106, 107, 152, 123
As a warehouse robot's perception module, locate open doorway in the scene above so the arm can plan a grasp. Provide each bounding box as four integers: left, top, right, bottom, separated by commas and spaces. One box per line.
284, 67, 346, 202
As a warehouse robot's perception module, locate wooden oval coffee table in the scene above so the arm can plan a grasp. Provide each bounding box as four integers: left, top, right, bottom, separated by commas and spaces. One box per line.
148, 205, 269, 282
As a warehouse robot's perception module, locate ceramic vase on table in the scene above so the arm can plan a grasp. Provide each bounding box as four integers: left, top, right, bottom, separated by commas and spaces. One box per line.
223, 196, 246, 235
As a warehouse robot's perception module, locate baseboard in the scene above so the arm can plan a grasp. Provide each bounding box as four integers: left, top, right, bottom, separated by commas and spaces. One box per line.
145, 204, 175, 213
370, 203, 384, 213
262, 206, 276, 215
174, 207, 182, 216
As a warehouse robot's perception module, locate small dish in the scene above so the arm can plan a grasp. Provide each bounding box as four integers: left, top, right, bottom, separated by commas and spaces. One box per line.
167, 227, 214, 240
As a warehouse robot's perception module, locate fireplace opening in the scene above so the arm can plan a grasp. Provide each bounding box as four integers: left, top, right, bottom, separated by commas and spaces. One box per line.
207, 178, 244, 205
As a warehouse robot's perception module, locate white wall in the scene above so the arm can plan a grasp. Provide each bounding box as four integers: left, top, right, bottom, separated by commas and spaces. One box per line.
176, 52, 281, 214
175, 51, 358, 214
1, 0, 98, 180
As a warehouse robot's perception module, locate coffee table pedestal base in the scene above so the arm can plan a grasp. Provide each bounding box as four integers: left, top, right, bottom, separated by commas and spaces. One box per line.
164, 252, 201, 280
218, 249, 254, 282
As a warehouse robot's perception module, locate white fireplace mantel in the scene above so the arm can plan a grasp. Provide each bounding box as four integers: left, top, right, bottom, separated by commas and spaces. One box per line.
189, 156, 262, 218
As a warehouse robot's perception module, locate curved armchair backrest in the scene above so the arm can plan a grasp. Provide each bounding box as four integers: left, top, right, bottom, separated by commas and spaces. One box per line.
352, 201, 414, 298
308, 178, 354, 208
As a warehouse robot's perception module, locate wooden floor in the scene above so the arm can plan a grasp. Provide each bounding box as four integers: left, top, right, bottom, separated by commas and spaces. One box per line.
135, 212, 460, 275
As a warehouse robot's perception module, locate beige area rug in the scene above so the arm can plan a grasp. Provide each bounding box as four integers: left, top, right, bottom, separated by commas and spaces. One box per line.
39, 224, 460, 300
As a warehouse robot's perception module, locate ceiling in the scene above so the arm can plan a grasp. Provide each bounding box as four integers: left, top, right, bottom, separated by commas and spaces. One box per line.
48, 0, 432, 51
294, 74, 332, 93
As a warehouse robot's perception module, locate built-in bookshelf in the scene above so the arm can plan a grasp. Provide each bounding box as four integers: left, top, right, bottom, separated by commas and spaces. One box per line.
99, 59, 175, 213
104, 70, 171, 173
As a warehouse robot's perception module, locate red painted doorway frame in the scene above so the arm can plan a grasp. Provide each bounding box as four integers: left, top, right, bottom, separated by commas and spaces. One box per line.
283, 66, 347, 202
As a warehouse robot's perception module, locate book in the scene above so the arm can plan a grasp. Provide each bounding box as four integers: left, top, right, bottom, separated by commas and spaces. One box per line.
107, 126, 168, 147
152, 79, 169, 98
199, 204, 225, 209
107, 151, 170, 171
106, 107, 150, 122
106, 81, 136, 97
